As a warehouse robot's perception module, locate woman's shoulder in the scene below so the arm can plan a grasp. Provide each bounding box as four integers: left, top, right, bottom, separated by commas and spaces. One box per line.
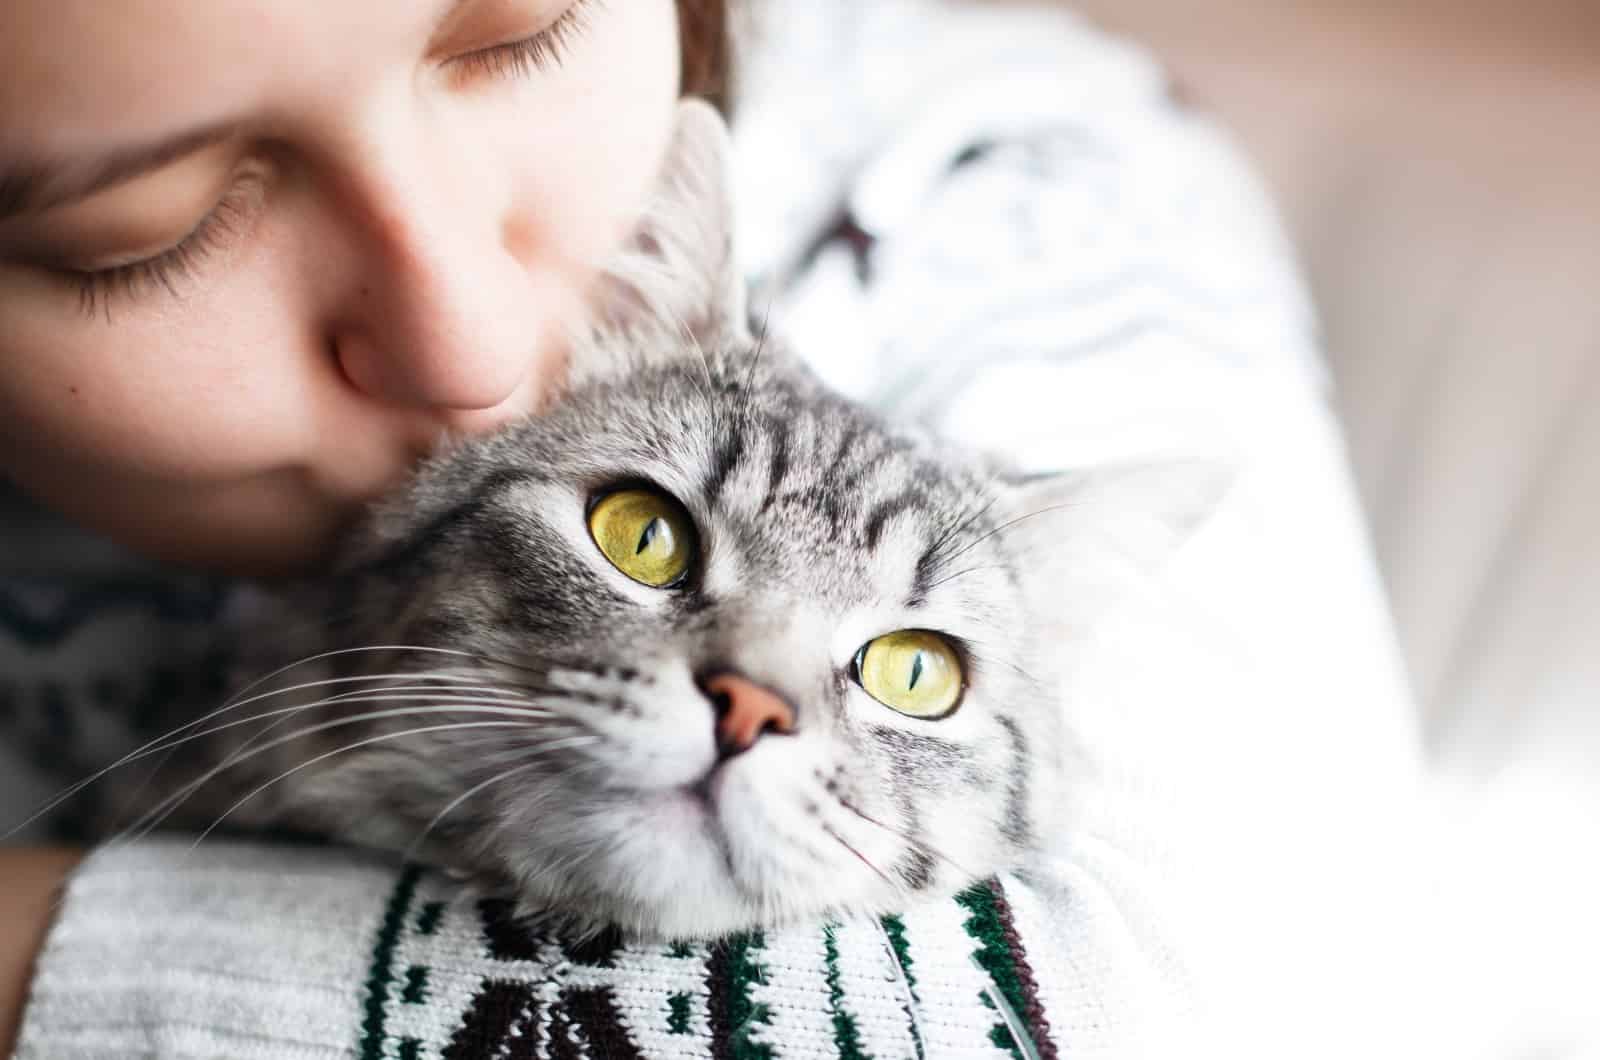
1, 484, 237, 836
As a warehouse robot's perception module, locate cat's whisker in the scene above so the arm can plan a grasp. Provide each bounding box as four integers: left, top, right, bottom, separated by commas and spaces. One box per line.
820, 821, 899, 891
1, 668, 512, 840
190, 690, 553, 773
830, 821, 1032, 1060
160, 646, 505, 752
923, 563, 1008, 592
926, 492, 1002, 568
850, 913, 926, 1060
833, 795, 982, 883
212, 645, 495, 711
178, 670, 543, 743
658, 297, 717, 405
195, 672, 523, 756
216, 597, 390, 663
192, 687, 552, 753
185, 720, 535, 852
144, 682, 551, 825
941, 501, 1084, 567
419, 763, 536, 836
466, 739, 590, 770
737, 302, 774, 421
112, 705, 551, 845
402, 739, 592, 862
855, 910, 1039, 1060
975, 957, 1046, 1060
958, 638, 1048, 689
452, 651, 571, 683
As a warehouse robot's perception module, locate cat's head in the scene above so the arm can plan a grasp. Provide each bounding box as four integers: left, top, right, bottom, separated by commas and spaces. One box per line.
268, 101, 1225, 938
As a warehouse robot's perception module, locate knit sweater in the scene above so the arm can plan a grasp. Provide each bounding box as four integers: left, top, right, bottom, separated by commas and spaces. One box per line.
7, 3, 1430, 1057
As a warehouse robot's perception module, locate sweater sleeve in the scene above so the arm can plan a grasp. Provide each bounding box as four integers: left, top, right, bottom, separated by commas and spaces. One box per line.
17, 842, 395, 1059
20, 839, 1108, 1058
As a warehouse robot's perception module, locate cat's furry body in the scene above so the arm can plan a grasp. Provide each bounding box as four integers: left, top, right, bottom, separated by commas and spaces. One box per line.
97, 102, 1220, 938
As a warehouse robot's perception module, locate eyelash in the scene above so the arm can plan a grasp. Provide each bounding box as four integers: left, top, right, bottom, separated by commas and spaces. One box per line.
447, 0, 597, 81
69, 175, 260, 320
67, 1, 598, 318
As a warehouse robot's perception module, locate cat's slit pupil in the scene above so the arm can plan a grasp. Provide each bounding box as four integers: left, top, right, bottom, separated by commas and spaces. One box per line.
908, 651, 924, 691
636, 518, 662, 555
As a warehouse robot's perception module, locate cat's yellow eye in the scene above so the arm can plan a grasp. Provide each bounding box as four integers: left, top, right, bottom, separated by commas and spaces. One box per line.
588, 489, 695, 588
854, 630, 964, 719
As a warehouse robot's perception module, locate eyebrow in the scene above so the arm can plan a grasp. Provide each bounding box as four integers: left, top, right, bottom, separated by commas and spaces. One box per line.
0, 122, 235, 223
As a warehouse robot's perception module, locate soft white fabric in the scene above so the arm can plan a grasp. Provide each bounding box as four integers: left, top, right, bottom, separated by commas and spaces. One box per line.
14, 2, 1435, 1057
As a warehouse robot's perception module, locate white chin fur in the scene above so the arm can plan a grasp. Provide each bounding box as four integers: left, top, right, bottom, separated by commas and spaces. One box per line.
508, 747, 900, 938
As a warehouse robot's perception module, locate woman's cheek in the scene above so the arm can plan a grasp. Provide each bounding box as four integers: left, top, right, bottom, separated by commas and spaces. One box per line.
0, 257, 310, 484
498, 0, 680, 275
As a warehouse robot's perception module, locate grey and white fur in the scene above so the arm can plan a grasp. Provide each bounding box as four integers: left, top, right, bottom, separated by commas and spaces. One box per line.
87, 101, 1223, 939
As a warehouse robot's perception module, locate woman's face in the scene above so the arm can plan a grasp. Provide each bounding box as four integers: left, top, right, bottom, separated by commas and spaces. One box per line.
0, 0, 680, 574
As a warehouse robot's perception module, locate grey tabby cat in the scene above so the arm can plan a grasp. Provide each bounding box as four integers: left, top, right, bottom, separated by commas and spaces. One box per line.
84, 101, 1222, 939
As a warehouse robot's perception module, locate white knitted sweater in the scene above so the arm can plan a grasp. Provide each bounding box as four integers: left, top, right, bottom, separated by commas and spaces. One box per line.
6, 3, 1431, 1057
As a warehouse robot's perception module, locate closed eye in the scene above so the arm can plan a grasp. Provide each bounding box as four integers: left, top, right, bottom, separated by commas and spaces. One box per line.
446, 0, 596, 82
62, 171, 265, 319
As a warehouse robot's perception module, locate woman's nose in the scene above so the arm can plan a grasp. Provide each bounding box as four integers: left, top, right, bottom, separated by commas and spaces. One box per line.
328, 167, 564, 416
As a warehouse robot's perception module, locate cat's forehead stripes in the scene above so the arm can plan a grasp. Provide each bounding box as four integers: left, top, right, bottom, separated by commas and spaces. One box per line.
684, 369, 1007, 616
371, 353, 1020, 647
862, 492, 925, 551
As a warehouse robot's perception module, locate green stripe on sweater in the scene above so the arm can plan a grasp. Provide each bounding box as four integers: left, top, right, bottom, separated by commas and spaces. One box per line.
822, 924, 870, 1059
709, 931, 775, 1060
956, 881, 1027, 1060
359, 865, 421, 1060
881, 914, 925, 1060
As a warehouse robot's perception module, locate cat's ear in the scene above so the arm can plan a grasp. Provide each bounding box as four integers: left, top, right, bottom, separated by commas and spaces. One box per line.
588, 98, 750, 354
994, 460, 1234, 639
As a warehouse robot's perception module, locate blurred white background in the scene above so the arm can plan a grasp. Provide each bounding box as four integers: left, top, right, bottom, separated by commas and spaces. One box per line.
1061, 3, 1599, 1053
1067, 0, 1600, 758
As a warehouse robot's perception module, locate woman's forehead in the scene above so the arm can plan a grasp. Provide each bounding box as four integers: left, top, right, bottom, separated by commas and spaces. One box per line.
0, 0, 481, 153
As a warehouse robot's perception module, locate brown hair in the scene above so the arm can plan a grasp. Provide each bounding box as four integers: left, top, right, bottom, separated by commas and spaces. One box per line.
677, 0, 733, 112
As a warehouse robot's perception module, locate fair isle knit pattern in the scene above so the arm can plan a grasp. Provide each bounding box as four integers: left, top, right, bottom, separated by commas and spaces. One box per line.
359, 868, 1050, 1059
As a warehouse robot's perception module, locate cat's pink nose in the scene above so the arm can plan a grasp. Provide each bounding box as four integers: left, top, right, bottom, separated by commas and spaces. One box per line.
702, 673, 795, 756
